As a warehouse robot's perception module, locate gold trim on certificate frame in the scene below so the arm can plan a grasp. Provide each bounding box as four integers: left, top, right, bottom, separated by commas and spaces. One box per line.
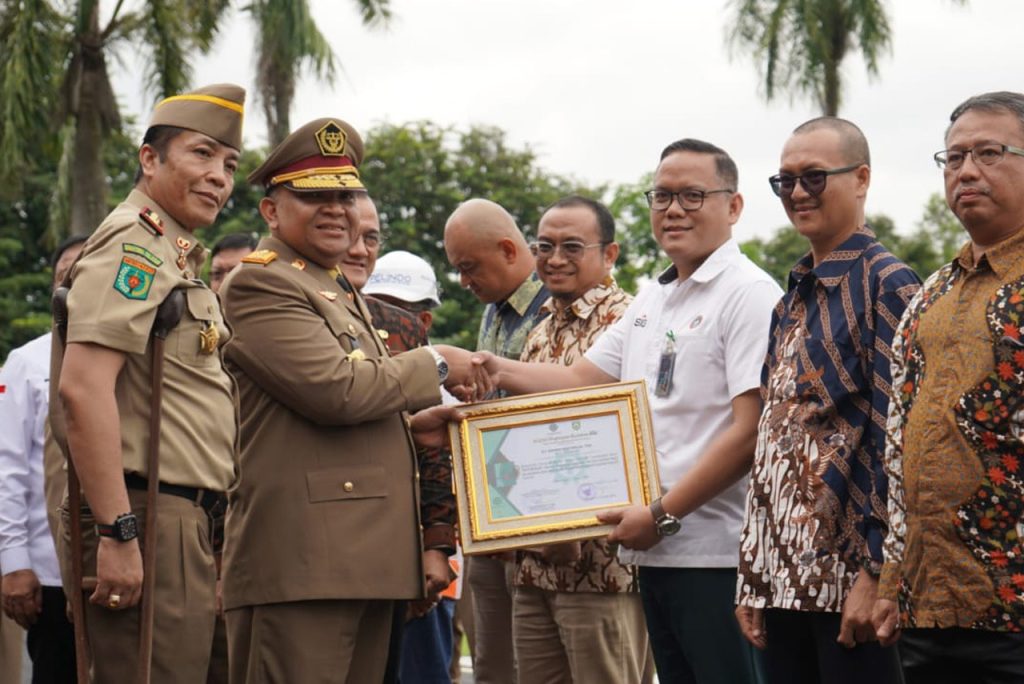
449, 380, 660, 555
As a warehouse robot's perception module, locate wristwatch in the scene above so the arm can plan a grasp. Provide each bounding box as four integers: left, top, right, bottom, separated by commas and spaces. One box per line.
96, 512, 139, 542
426, 346, 449, 384
650, 497, 681, 537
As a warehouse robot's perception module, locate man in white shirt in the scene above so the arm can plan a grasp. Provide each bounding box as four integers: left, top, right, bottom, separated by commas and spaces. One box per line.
478, 139, 781, 683
0, 236, 86, 683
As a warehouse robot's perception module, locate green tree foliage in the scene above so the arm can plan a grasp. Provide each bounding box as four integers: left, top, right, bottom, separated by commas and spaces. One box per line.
359, 122, 597, 348
608, 173, 670, 293
247, 0, 390, 146
728, 0, 892, 115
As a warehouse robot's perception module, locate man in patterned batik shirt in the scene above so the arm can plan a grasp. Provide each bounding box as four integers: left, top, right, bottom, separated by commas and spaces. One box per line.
873, 92, 1024, 684
513, 196, 653, 683
736, 117, 919, 684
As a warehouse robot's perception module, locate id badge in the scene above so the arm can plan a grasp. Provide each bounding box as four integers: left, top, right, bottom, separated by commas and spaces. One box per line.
655, 331, 676, 397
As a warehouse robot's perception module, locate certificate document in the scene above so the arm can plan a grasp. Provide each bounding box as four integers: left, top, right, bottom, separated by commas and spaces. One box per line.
483, 414, 630, 521
449, 381, 661, 554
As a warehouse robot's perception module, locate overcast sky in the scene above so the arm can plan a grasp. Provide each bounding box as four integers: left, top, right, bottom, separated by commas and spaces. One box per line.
114, 0, 1024, 244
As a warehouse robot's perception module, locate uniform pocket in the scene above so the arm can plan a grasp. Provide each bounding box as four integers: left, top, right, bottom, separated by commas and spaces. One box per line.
306, 465, 389, 502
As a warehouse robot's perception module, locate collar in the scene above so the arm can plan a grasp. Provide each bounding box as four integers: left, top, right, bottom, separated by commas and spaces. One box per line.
126, 188, 206, 267
658, 239, 741, 285
959, 228, 1024, 277
499, 273, 546, 315
788, 226, 876, 292
541, 276, 620, 321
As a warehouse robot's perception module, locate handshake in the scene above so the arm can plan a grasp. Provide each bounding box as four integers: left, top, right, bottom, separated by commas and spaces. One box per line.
431, 346, 503, 403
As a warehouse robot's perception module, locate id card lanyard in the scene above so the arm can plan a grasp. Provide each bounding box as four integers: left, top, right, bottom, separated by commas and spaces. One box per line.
655, 330, 676, 397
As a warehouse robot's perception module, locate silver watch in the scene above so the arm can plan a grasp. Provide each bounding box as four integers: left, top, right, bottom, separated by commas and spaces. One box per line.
426, 346, 449, 384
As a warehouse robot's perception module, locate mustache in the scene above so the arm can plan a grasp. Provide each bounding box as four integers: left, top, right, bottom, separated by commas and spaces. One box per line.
955, 186, 990, 201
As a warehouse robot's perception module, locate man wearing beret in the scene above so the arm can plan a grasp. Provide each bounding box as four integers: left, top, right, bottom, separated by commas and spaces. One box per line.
54, 84, 245, 682
219, 117, 482, 683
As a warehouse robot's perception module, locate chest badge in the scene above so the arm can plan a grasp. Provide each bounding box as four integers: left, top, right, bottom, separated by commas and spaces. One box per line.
198, 321, 220, 354
317, 290, 338, 302
175, 237, 192, 271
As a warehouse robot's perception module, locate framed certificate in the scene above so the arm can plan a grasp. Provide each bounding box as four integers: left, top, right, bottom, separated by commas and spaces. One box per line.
448, 380, 660, 555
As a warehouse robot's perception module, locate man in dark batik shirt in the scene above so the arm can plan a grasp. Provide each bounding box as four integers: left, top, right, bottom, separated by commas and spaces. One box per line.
736, 117, 920, 684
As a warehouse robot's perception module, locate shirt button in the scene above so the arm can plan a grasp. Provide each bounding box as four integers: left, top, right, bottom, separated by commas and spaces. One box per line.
343, 482, 354, 492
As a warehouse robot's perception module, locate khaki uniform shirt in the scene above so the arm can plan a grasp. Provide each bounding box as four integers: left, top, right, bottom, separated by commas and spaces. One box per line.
220, 236, 441, 609
63, 189, 236, 491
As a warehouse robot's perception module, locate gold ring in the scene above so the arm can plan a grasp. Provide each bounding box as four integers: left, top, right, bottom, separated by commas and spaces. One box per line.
108, 594, 121, 609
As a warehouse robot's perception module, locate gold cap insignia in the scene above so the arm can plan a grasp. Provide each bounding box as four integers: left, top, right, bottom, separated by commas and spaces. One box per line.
318, 290, 338, 301
315, 121, 347, 156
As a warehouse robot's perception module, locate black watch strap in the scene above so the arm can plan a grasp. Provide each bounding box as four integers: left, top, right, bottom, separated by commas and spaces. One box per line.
96, 512, 139, 542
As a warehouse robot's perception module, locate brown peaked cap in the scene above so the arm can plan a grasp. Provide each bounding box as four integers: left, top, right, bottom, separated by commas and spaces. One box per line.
148, 83, 246, 150
247, 118, 365, 192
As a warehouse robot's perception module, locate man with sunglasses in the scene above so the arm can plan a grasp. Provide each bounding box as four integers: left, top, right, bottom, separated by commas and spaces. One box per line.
735, 117, 919, 684
475, 139, 781, 683
872, 92, 1024, 683
510, 195, 654, 683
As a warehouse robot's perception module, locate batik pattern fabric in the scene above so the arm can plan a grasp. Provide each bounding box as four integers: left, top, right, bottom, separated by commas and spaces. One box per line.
514, 277, 638, 593
881, 230, 1024, 631
476, 273, 549, 360
365, 295, 455, 551
737, 228, 920, 612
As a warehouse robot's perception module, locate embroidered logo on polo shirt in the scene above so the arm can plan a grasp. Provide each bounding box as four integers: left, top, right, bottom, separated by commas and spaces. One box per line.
633, 314, 648, 328
689, 315, 704, 329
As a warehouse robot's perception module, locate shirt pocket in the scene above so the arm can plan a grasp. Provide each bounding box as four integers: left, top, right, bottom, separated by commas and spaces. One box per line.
306, 464, 389, 503
323, 309, 381, 359
172, 287, 224, 366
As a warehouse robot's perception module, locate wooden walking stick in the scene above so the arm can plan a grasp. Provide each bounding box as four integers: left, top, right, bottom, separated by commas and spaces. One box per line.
137, 290, 186, 684
51, 286, 91, 684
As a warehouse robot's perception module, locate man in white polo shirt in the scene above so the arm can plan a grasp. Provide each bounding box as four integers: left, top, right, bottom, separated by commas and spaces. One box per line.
477, 138, 781, 683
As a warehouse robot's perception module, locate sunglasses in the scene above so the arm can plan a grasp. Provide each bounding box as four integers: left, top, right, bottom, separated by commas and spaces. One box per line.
768, 164, 862, 198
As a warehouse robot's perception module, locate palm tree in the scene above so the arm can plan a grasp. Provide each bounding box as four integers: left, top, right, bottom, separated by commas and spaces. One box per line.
727, 0, 892, 116
247, 0, 391, 147
0, 0, 229, 237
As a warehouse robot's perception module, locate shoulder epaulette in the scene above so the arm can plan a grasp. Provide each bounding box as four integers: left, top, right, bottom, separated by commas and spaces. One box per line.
138, 207, 165, 236
241, 249, 278, 266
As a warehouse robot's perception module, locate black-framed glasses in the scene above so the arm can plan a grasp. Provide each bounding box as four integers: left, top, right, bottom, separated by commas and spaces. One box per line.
933, 143, 1024, 171
644, 188, 733, 212
768, 164, 862, 198
529, 240, 606, 260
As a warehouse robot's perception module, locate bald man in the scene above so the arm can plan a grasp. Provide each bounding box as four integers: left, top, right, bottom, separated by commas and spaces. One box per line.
444, 199, 549, 684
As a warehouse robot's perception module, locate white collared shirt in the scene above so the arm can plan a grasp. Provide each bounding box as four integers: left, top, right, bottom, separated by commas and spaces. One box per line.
0, 332, 62, 585
586, 240, 782, 567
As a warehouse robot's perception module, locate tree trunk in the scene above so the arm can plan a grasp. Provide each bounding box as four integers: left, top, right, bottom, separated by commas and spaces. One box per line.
68, 7, 110, 236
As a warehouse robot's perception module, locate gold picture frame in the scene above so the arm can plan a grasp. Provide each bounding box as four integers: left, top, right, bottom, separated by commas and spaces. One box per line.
449, 380, 660, 555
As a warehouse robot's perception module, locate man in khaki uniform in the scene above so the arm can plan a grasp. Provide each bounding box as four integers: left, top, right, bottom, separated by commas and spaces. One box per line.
220, 117, 481, 683
55, 84, 245, 683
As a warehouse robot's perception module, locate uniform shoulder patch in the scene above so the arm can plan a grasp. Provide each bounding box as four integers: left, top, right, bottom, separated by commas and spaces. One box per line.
122, 243, 163, 267
113, 256, 157, 300
138, 207, 165, 236
241, 249, 278, 266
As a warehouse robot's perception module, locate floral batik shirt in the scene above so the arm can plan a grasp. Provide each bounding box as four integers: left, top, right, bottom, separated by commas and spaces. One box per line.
882, 230, 1024, 631
737, 228, 920, 612
514, 277, 638, 593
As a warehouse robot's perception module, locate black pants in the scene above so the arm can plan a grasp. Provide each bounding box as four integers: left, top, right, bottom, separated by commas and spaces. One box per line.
900, 627, 1024, 684
762, 609, 902, 684
26, 585, 76, 684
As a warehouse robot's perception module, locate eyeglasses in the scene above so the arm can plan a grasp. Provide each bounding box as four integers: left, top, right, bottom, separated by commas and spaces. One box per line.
768, 164, 862, 198
358, 231, 384, 250
529, 240, 606, 260
644, 188, 734, 212
933, 143, 1024, 171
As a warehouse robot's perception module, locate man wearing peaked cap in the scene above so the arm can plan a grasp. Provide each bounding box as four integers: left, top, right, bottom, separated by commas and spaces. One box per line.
52, 83, 245, 682
219, 117, 488, 683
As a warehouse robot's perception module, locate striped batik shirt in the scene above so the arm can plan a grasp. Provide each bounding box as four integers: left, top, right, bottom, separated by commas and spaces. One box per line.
737, 227, 921, 612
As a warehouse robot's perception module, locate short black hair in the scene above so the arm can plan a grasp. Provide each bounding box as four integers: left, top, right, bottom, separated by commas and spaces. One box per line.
212, 232, 258, 257
50, 235, 88, 269
133, 125, 189, 184
659, 138, 739, 190
947, 91, 1024, 141
541, 195, 616, 244
792, 116, 871, 166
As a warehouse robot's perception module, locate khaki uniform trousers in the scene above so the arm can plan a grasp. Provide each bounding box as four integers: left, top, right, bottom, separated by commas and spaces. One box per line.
226, 598, 394, 684
0, 612, 22, 684
466, 555, 516, 684
59, 488, 217, 684
513, 586, 655, 684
